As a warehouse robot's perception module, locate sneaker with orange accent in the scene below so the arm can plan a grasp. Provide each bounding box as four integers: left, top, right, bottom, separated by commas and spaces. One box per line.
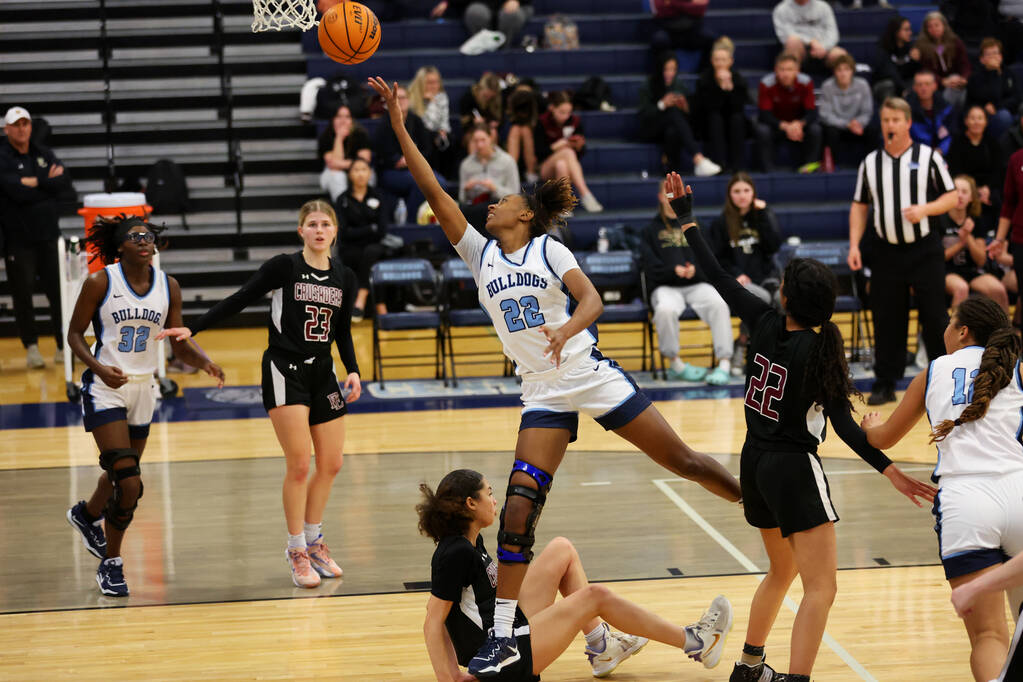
685, 594, 733, 668
307, 536, 343, 578
286, 547, 321, 588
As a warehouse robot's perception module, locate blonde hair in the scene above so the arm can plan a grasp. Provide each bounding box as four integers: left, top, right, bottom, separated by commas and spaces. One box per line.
954, 174, 983, 217
408, 65, 444, 118
712, 36, 734, 56
881, 96, 912, 121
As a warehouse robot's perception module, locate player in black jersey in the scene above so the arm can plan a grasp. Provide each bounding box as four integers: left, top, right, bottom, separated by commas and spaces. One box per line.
662, 173, 938, 682
159, 200, 361, 588
418, 468, 735, 682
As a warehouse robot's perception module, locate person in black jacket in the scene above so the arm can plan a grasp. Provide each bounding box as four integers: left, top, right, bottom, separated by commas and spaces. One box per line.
966, 38, 1021, 140
946, 105, 1004, 218
0, 106, 72, 369
335, 157, 390, 321
871, 16, 919, 103
694, 37, 750, 173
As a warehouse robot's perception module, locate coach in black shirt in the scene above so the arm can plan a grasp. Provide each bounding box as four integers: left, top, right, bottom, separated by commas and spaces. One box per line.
848, 97, 957, 405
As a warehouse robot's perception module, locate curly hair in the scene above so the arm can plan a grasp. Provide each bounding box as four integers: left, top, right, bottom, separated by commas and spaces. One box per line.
931, 297, 1021, 442
83, 214, 166, 266
416, 469, 485, 543
523, 177, 578, 238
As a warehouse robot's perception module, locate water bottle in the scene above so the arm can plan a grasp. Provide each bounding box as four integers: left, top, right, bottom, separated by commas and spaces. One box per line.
394, 198, 408, 225
596, 227, 610, 253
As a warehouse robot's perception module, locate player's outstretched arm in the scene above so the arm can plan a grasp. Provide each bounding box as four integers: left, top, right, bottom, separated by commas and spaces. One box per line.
164, 276, 225, 387
860, 371, 927, 449
368, 77, 467, 246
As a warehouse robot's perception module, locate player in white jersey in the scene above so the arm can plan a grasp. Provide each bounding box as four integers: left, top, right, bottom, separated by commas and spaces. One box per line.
65, 216, 224, 597
862, 296, 1023, 682
369, 76, 742, 678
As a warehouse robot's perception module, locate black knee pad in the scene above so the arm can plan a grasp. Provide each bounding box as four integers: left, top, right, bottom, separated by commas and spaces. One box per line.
99, 449, 142, 531
496, 460, 553, 564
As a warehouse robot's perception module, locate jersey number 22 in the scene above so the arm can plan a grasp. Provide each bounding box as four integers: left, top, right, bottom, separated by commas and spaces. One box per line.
501, 296, 545, 332
745, 353, 788, 421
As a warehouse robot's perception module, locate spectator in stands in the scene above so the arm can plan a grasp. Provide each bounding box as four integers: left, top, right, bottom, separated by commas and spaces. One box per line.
373, 85, 446, 220
408, 66, 455, 178
915, 11, 970, 109
772, 0, 848, 75
872, 16, 919, 104
533, 91, 603, 212
819, 54, 875, 168
639, 52, 723, 177
648, 0, 717, 70
641, 180, 735, 385
707, 172, 783, 374
336, 157, 390, 322
941, 174, 1010, 310
431, 0, 533, 49
907, 69, 957, 155
318, 105, 373, 202
0, 106, 71, 369
754, 52, 823, 172
946, 105, 1003, 217
459, 72, 502, 147
504, 81, 541, 183
459, 124, 520, 206
694, 37, 750, 173
999, 103, 1023, 175
966, 37, 1020, 139
989, 145, 1023, 318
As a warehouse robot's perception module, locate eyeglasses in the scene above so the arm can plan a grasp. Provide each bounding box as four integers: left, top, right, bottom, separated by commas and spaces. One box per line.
124, 231, 156, 245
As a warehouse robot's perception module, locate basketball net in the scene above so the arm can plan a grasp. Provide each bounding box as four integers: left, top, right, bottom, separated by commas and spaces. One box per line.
251, 0, 317, 32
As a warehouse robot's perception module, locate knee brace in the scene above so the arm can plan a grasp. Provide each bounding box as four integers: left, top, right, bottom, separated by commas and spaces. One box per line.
99, 448, 143, 531
496, 460, 554, 564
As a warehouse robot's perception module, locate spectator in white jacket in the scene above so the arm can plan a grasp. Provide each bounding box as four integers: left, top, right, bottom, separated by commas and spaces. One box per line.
458, 124, 520, 205
818, 54, 874, 166
772, 0, 848, 75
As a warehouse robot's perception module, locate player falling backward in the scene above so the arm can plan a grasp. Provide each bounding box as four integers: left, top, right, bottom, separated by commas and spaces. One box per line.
368, 75, 742, 678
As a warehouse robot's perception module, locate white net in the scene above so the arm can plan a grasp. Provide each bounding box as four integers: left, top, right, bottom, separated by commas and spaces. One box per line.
251, 0, 318, 32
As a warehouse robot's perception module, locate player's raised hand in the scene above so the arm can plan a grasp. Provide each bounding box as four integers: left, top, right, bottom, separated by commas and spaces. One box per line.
882, 463, 937, 507
663, 172, 695, 225
155, 327, 192, 342
344, 372, 362, 403
540, 325, 569, 368
367, 77, 404, 130
203, 361, 225, 388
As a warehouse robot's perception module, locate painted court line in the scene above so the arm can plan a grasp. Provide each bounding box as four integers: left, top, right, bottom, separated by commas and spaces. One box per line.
580, 481, 611, 486
825, 465, 932, 476
652, 478, 878, 682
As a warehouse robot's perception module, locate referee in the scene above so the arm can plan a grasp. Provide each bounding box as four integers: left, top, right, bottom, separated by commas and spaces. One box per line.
848, 97, 957, 405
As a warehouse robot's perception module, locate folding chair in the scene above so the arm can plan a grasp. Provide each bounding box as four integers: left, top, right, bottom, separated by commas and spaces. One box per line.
369, 258, 446, 388
441, 257, 513, 386
577, 250, 653, 371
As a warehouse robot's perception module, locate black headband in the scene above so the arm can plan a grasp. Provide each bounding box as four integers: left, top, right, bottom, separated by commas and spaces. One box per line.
114, 216, 150, 244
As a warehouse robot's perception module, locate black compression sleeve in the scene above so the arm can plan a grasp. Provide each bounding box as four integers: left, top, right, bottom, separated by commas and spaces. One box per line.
679, 221, 773, 328
827, 400, 892, 473
190, 255, 291, 334
333, 267, 360, 376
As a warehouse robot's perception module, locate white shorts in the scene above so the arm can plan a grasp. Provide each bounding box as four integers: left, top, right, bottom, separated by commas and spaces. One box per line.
519, 348, 650, 442
81, 371, 158, 439
934, 469, 1023, 579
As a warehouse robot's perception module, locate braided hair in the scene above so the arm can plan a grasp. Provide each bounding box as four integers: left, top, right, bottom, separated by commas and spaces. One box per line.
416, 469, 485, 543
82, 214, 166, 266
523, 177, 578, 238
783, 258, 860, 409
931, 297, 1021, 442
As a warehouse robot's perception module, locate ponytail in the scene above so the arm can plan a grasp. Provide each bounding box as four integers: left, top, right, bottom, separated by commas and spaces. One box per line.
415, 469, 485, 542
808, 320, 860, 409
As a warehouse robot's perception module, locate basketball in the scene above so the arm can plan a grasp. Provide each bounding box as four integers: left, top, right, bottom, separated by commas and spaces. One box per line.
318, 2, 381, 65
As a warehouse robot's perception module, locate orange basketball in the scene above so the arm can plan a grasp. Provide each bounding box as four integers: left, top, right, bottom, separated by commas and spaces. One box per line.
318, 2, 381, 65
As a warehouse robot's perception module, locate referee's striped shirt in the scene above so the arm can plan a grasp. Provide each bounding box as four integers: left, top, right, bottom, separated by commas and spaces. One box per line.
853, 142, 955, 245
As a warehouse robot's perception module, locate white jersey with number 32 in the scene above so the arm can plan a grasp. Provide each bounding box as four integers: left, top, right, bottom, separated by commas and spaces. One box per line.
92, 263, 169, 376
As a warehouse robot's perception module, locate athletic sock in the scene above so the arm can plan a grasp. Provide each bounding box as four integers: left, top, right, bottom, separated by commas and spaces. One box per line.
785, 675, 810, 682
287, 533, 306, 551
740, 643, 765, 667
682, 626, 703, 653
493, 598, 517, 638
718, 358, 731, 373
670, 357, 686, 373
303, 522, 322, 546
584, 624, 606, 652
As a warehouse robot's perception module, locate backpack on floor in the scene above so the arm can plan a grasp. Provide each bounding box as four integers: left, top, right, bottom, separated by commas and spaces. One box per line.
573, 76, 613, 111
145, 159, 190, 228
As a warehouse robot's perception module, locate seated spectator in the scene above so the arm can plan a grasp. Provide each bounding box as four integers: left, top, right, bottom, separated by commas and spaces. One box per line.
694, 36, 750, 173
872, 15, 919, 103
946, 105, 1003, 214
459, 124, 520, 205
336, 158, 391, 321
907, 69, 957, 155
431, 0, 532, 47
940, 174, 1009, 310
373, 85, 447, 220
459, 72, 502, 147
648, 0, 716, 70
772, 0, 848, 75
318, 105, 372, 202
504, 81, 541, 183
407, 65, 452, 165
754, 52, 822, 172
819, 54, 874, 168
533, 91, 603, 212
966, 38, 1020, 139
640, 179, 735, 385
639, 52, 723, 177
999, 103, 1023, 176
915, 11, 970, 109
707, 172, 782, 374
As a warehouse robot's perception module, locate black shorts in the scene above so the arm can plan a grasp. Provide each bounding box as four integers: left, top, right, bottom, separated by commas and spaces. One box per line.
740, 443, 840, 537
491, 629, 538, 682
260, 349, 347, 425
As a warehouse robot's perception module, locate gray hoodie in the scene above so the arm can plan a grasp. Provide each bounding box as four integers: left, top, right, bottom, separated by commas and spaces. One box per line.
772, 0, 839, 50
458, 146, 520, 203
818, 75, 873, 128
